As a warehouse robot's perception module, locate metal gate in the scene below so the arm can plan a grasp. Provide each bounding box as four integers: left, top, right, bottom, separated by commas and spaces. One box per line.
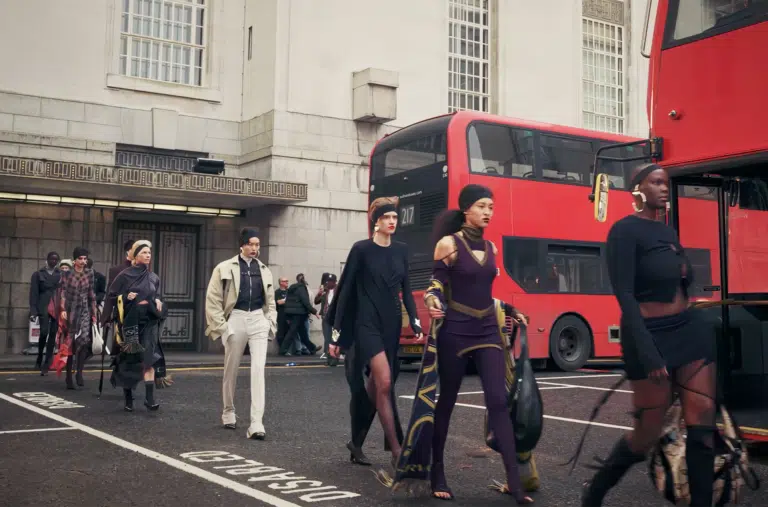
115, 221, 199, 351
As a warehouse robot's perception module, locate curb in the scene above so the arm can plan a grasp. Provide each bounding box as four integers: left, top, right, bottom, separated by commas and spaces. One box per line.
0, 358, 343, 372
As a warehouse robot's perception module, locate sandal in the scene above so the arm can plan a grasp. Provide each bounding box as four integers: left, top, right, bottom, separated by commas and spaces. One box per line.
431, 462, 455, 501
491, 481, 534, 504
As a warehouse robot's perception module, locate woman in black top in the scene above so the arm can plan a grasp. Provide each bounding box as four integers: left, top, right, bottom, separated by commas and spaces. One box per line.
581, 164, 717, 506
327, 196, 423, 469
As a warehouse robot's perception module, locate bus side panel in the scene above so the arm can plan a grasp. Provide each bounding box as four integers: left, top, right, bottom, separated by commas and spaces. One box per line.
652, 22, 768, 167
505, 293, 622, 361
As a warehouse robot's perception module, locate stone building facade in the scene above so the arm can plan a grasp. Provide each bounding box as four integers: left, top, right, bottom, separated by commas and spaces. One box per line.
0, 0, 649, 354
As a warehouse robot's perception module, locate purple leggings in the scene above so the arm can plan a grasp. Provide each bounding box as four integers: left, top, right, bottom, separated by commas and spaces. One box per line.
432, 334, 523, 495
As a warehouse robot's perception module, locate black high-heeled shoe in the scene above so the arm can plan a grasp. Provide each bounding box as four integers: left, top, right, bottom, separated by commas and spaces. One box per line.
346, 441, 371, 466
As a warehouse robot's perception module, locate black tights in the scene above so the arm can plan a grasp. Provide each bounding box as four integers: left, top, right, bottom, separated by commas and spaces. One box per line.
584, 359, 717, 506
432, 345, 526, 501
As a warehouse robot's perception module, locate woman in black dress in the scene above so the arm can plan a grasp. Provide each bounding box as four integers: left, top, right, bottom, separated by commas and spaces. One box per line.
327, 196, 423, 468
579, 164, 717, 506
103, 240, 169, 412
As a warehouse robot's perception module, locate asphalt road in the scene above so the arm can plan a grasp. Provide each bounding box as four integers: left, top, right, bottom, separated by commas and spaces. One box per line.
1, 363, 765, 507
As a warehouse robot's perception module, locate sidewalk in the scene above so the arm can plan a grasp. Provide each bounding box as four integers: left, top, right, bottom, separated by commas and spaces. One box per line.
0, 351, 338, 371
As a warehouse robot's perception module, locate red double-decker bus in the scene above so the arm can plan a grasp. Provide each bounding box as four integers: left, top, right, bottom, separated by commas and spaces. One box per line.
368, 112, 716, 371
593, 0, 768, 440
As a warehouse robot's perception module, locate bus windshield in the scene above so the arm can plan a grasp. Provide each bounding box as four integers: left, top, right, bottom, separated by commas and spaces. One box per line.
369, 115, 451, 289
666, 0, 768, 44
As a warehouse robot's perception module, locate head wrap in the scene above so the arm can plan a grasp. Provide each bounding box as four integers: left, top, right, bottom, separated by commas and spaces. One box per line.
128, 240, 152, 261
371, 203, 398, 225
240, 228, 259, 247
72, 246, 89, 259
458, 184, 493, 211
628, 163, 664, 190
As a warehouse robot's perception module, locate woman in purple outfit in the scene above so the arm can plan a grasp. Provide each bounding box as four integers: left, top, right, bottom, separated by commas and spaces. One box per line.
424, 184, 533, 504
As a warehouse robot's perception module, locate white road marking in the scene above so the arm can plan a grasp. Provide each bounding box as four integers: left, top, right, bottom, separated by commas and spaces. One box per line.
537, 381, 634, 394
0, 393, 303, 507
0, 427, 77, 435
536, 374, 623, 381
398, 396, 634, 431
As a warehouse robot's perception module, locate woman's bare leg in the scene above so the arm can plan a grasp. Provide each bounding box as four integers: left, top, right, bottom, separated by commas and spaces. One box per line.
675, 359, 717, 506
582, 377, 671, 506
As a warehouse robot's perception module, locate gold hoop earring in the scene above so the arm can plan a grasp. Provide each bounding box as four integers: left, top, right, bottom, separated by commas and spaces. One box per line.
631, 186, 647, 213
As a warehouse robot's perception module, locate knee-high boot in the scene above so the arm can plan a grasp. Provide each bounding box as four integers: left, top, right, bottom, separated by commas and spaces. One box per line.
686, 425, 715, 507
65, 356, 75, 390
582, 437, 646, 506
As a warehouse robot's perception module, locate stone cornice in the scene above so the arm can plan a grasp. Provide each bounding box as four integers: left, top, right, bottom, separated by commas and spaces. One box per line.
0, 155, 307, 202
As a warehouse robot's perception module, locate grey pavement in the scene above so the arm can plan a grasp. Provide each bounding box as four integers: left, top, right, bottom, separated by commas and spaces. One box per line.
1, 365, 765, 507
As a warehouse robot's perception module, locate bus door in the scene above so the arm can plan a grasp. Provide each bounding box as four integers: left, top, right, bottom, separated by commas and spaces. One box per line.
674, 175, 768, 439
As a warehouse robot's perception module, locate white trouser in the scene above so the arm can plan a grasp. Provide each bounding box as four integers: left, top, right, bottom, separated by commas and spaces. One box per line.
221, 308, 270, 434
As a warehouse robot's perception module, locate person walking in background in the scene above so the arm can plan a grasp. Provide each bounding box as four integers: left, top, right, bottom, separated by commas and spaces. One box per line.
103, 240, 169, 412
274, 277, 289, 348
52, 247, 97, 390
315, 272, 339, 366
108, 239, 134, 288
205, 229, 277, 440
29, 251, 61, 375
279, 274, 319, 356
87, 258, 107, 307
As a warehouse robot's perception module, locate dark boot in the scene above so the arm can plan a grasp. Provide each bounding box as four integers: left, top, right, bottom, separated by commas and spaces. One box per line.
75, 348, 86, 387
582, 438, 645, 506
346, 441, 371, 466
124, 388, 134, 412
686, 425, 716, 507
144, 382, 159, 411
65, 357, 75, 390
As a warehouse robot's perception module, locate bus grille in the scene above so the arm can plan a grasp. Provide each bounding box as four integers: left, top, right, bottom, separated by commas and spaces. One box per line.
421, 193, 446, 228
408, 267, 432, 291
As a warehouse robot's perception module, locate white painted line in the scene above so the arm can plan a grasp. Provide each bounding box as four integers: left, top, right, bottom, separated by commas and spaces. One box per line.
0, 393, 302, 507
456, 387, 578, 395
398, 396, 634, 431
536, 374, 623, 381
537, 381, 634, 394
0, 427, 77, 435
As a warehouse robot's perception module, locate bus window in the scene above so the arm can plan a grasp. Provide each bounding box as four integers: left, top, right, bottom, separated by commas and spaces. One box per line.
370, 132, 446, 179
539, 135, 594, 185
502, 237, 542, 292
546, 244, 611, 294
467, 123, 535, 178
685, 248, 714, 297
728, 174, 768, 294
665, 0, 768, 47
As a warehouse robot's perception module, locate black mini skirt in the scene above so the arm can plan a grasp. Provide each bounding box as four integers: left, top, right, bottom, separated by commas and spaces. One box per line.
622, 307, 716, 381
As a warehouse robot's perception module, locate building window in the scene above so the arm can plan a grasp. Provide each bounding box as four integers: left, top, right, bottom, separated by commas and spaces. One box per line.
448, 0, 491, 113
119, 0, 206, 86
582, 17, 625, 133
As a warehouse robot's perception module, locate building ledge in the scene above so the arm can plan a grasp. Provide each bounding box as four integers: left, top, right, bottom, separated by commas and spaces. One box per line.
0, 154, 307, 209
106, 74, 223, 104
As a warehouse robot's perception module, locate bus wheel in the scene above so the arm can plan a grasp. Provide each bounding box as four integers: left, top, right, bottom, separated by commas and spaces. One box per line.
549, 316, 592, 372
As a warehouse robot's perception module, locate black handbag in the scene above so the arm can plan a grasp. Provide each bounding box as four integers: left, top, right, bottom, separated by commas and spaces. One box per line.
509, 325, 544, 453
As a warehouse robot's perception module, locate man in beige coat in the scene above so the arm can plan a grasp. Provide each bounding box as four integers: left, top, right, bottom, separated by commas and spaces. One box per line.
205, 229, 277, 440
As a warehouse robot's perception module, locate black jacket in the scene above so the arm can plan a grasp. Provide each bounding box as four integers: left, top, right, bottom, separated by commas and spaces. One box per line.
94, 270, 107, 306
284, 282, 318, 316
29, 267, 61, 316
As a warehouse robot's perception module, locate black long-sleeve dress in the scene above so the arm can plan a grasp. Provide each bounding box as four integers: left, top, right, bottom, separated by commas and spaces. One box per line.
326, 239, 422, 366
